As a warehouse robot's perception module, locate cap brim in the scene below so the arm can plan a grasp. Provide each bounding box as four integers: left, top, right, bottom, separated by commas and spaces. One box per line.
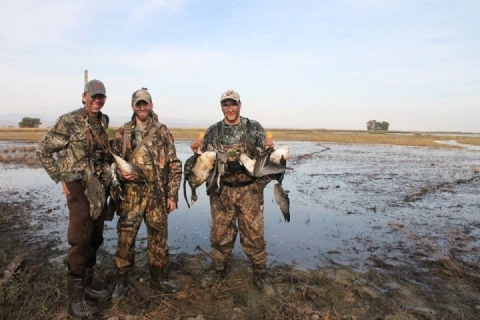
220, 98, 240, 103
132, 98, 151, 105
89, 89, 106, 96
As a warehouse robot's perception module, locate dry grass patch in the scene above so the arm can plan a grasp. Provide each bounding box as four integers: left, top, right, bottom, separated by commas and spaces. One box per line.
1, 127, 480, 148
0, 128, 48, 142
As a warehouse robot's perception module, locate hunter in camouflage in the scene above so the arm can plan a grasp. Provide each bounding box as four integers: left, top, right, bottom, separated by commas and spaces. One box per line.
36, 79, 111, 318
190, 90, 275, 294
110, 88, 182, 299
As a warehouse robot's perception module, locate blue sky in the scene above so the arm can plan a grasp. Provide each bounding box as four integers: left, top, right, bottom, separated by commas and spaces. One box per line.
0, 0, 478, 131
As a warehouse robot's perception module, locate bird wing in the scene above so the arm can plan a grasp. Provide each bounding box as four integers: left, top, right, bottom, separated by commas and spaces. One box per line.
253, 149, 293, 178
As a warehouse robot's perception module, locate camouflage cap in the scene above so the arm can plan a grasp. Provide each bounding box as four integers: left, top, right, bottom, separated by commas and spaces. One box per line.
132, 88, 152, 105
220, 90, 240, 103
84, 79, 106, 96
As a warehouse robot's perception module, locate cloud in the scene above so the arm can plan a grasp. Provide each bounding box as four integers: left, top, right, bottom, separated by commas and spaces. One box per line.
0, 0, 88, 47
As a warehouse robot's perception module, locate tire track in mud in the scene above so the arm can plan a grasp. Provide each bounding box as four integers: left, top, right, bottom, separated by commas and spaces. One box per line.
404, 175, 480, 202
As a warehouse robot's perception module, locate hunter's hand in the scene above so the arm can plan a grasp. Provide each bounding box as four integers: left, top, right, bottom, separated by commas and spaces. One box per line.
166, 199, 176, 213
190, 138, 203, 153
265, 137, 275, 148
121, 172, 136, 181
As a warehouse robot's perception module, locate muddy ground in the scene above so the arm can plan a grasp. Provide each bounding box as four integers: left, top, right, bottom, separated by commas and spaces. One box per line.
2, 141, 480, 319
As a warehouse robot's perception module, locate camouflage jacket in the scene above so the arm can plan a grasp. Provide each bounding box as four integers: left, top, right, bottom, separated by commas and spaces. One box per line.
201, 116, 266, 152
111, 112, 182, 203
36, 107, 110, 183
202, 117, 266, 184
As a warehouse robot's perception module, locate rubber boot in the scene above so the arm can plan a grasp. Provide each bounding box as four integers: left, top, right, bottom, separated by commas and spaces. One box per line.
67, 276, 98, 318
84, 267, 110, 302
111, 271, 129, 301
252, 265, 275, 296
149, 265, 179, 294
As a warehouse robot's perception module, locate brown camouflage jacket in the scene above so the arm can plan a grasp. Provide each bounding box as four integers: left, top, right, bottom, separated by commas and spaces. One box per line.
36, 107, 109, 183
111, 112, 182, 204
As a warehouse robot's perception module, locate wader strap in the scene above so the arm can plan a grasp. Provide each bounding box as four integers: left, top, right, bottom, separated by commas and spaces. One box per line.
121, 122, 132, 159
130, 122, 161, 160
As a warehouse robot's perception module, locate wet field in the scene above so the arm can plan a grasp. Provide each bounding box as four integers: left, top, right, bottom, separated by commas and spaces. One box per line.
2, 140, 479, 271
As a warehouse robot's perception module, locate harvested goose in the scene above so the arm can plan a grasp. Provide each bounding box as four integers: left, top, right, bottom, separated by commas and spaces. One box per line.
110, 162, 124, 201
236, 147, 293, 178
111, 154, 148, 184
273, 183, 290, 222
84, 165, 106, 220
183, 150, 217, 208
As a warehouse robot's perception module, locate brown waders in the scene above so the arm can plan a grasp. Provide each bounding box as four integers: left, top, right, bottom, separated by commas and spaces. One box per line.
65, 180, 108, 317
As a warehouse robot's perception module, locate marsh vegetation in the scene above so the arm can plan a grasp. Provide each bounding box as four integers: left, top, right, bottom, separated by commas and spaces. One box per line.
2, 127, 480, 148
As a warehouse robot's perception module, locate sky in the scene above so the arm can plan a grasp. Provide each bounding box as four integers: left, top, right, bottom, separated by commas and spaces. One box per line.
0, 0, 478, 131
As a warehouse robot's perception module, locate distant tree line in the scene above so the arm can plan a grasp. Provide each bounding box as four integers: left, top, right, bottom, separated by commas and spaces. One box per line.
19, 117, 42, 128
366, 120, 389, 131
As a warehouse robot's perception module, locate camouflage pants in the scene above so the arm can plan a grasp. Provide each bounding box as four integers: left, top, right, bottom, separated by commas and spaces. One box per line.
209, 182, 267, 270
65, 180, 105, 278
114, 183, 169, 272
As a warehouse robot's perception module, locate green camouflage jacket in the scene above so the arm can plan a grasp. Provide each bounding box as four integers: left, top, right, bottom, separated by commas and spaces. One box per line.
201, 116, 266, 151
111, 112, 182, 204
36, 107, 110, 183
201, 116, 267, 184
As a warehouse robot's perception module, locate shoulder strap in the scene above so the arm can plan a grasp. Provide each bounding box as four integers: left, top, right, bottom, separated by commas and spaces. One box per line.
216, 121, 223, 147
130, 122, 161, 160
121, 122, 133, 159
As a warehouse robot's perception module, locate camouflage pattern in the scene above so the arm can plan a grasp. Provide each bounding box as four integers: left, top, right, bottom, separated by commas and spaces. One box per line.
36, 107, 110, 183
110, 112, 182, 203
132, 88, 153, 105
202, 116, 265, 152
220, 90, 241, 103
84, 79, 106, 96
36, 106, 110, 279
202, 116, 267, 271
209, 182, 267, 270
114, 182, 169, 270
110, 111, 182, 270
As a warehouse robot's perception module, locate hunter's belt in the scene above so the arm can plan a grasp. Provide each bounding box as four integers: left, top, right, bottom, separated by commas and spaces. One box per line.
226, 161, 245, 174
223, 180, 255, 188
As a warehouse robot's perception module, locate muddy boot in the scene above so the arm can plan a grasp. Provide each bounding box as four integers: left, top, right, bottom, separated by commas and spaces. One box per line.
200, 264, 226, 288
252, 265, 275, 296
215, 267, 227, 280
84, 267, 110, 302
111, 271, 129, 301
67, 276, 98, 318
149, 265, 179, 294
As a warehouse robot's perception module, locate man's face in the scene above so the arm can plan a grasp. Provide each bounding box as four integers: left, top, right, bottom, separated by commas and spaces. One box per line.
132, 100, 153, 122
83, 92, 106, 116
221, 99, 241, 125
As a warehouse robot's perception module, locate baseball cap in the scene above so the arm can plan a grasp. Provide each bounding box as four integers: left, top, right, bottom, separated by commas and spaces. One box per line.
84, 79, 106, 96
220, 90, 240, 103
131, 88, 152, 105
